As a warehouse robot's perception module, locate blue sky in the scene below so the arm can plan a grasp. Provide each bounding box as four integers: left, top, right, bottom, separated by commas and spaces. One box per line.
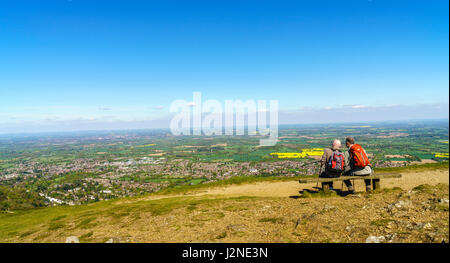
0, 0, 448, 133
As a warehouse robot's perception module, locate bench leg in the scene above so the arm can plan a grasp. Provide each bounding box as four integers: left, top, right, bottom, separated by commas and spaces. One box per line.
372, 179, 380, 190
322, 182, 330, 191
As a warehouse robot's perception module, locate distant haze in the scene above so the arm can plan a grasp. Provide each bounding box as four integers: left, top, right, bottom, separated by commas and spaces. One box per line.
0, 103, 447, 134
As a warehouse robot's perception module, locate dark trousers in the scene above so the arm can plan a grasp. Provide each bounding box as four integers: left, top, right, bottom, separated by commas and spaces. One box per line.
320, 171, 340, 189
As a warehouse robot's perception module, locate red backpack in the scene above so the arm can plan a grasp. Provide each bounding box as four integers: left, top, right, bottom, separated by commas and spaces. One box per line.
349, 144, 371, 168
327, 150, 345, 172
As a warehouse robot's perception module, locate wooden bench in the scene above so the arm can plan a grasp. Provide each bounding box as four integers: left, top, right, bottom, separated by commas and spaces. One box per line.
298, 173, 402, 191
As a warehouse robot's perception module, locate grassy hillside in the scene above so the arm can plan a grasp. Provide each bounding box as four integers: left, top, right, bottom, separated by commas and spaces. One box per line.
0, 162, 448, 243
0, 186, 47, 211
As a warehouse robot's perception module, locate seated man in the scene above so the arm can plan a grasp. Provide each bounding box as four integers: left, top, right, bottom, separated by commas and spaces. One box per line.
319, 139, 345, 190
343, 137, 372, 193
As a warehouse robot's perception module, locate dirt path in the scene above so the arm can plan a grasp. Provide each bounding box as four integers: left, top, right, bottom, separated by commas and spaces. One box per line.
139, 169, 449, 201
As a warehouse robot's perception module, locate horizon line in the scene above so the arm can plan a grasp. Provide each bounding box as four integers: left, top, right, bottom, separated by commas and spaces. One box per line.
0, 118, 448, 137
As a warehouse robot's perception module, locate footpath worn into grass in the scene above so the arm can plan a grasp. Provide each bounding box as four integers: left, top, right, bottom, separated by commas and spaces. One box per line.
0, 162, 448, 243
135, 162, 449, 200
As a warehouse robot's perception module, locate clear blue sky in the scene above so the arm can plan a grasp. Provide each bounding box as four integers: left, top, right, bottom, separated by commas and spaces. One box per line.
0, 0, 448, 132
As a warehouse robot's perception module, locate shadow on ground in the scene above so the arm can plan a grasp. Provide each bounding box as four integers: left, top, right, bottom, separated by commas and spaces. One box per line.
289, 187, 356, 199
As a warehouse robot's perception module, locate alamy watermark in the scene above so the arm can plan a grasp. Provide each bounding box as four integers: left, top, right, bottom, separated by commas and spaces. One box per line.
169, 92, 278, 146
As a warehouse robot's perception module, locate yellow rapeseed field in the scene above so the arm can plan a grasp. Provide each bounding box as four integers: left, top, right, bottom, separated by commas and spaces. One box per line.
270, 148, 323, 158
434, 153, 449, 158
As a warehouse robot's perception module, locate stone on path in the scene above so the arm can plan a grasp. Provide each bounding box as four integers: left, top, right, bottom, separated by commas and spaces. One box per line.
65, 236, 79, 243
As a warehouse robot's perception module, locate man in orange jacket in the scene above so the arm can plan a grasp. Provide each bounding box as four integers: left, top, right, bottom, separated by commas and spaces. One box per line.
343, 137, 373, 193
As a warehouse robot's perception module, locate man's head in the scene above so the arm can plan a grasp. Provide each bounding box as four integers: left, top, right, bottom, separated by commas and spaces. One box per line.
345, 137, 355, 148
332, 139, 341, 150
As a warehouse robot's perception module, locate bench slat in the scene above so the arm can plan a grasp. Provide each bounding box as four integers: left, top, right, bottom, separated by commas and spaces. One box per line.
298, 173, 402, 183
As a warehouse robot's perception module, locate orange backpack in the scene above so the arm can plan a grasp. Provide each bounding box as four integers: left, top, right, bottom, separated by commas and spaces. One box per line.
349, 144, 371, 168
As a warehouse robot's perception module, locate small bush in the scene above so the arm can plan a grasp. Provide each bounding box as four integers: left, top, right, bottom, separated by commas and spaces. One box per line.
412, 184, 434, 194
216, 232, 227, 239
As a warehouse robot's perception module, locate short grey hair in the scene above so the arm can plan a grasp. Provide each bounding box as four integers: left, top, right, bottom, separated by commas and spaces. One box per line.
332, 139, 341, 149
